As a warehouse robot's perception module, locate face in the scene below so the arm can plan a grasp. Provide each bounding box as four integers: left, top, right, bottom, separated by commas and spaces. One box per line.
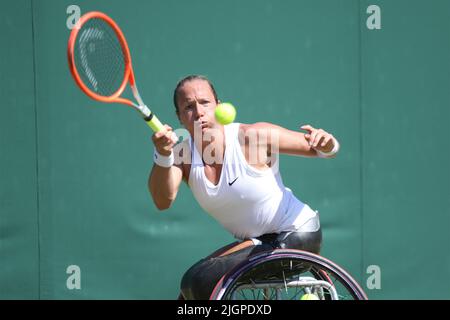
176, 79, 219, 137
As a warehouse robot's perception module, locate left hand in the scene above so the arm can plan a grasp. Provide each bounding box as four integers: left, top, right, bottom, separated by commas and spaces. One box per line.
300, 124, 335, 153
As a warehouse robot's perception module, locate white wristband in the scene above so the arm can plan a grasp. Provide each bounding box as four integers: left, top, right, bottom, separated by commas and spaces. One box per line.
316, 138, 340, 158
153, 149, 174, 168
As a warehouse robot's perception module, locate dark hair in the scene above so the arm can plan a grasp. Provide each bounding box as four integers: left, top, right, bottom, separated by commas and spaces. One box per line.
173, 75, 218, 114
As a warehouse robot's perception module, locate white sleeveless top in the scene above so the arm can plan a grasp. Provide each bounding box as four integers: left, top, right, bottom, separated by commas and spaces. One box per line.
188, 123, 318, 240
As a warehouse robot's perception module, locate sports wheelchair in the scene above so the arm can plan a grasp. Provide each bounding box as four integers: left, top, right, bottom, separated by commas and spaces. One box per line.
209, 249, 368, 300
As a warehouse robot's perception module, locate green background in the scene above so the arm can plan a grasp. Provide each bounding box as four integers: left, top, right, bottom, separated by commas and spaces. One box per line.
1, 0, 449, 299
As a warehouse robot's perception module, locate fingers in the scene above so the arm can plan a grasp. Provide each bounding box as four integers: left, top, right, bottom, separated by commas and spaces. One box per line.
313, 132, 334, 152
300, 124, 314, 133
311, 129, 326, 148
152, 125, 176, 155
301, 124, 314, 145
170, 131, 179, 144
301, 125, 334, 149
162, 124, 179, 144
321, 134, 333, 147
309, 128, 322, 147
153, 124, 172, 138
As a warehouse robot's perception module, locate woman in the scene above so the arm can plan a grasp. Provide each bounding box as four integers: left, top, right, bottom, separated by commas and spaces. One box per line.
148, 75, 339, 299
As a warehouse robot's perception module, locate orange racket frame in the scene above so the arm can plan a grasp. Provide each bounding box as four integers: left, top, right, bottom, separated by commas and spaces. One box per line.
67, 11, 167, 133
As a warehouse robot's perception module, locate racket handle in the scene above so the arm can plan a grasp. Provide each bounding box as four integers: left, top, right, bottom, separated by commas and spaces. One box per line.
145, 113, 165, 132
145, 114, 179, 144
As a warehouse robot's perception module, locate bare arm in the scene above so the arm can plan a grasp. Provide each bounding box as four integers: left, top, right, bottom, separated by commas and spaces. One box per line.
241, 122, 339, 158
148, 164, 183, 210
148, 125, 183, 211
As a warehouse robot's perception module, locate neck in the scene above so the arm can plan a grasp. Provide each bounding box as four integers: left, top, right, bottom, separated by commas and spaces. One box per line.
193, 125, 225, 165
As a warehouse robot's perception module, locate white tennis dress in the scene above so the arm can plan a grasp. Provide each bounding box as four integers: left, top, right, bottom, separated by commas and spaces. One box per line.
188, 123, 319, 240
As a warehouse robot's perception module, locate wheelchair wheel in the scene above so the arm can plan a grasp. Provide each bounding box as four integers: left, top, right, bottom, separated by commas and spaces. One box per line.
209, 249, 368, 300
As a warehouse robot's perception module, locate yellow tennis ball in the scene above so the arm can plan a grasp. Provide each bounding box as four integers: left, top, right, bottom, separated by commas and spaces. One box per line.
215, 103, 236, 125
300, 293, 320, 300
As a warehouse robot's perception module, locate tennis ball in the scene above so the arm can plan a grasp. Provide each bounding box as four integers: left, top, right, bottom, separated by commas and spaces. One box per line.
215, 103, 236, 125
300, 293, 320, 300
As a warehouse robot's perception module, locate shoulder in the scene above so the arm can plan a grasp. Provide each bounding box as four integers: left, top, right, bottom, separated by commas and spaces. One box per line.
238, 122, 276, 135
236, 123, 276, 153
239, 122, 271, 131
238, 122, 281, 142
239, 122, 283, 132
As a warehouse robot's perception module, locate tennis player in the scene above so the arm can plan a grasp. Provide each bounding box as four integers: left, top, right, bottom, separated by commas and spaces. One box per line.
148, 75, 340, 300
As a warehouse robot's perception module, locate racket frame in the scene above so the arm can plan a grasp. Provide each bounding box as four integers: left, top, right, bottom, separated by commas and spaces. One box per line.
67, 11, 165, 133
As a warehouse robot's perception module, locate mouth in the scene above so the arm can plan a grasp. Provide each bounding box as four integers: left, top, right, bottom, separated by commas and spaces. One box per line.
195, 120, 209, 131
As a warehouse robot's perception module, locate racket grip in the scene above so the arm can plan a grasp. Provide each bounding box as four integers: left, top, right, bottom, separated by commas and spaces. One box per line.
145, 114, 165, 132
145, 114, 178, 143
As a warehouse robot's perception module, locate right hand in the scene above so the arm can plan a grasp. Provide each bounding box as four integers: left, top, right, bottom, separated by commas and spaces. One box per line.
151, 124, 177, 156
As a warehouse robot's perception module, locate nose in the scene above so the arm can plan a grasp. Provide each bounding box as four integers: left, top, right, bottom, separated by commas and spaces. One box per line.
193, 102, 205, 120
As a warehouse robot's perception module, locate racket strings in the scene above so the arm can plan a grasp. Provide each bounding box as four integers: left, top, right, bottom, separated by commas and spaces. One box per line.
74, 18, 128, 97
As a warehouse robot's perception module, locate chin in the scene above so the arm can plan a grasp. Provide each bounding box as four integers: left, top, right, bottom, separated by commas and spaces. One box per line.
201, 126, 210, 134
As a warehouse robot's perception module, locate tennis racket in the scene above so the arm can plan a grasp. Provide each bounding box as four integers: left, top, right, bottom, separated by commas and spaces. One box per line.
67, 11, 176, 141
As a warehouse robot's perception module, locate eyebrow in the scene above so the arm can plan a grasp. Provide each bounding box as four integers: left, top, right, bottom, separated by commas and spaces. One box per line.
182, 97, 210, 105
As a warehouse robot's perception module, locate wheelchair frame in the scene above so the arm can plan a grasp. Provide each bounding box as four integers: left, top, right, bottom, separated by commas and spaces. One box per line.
209, 249, 368, 300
